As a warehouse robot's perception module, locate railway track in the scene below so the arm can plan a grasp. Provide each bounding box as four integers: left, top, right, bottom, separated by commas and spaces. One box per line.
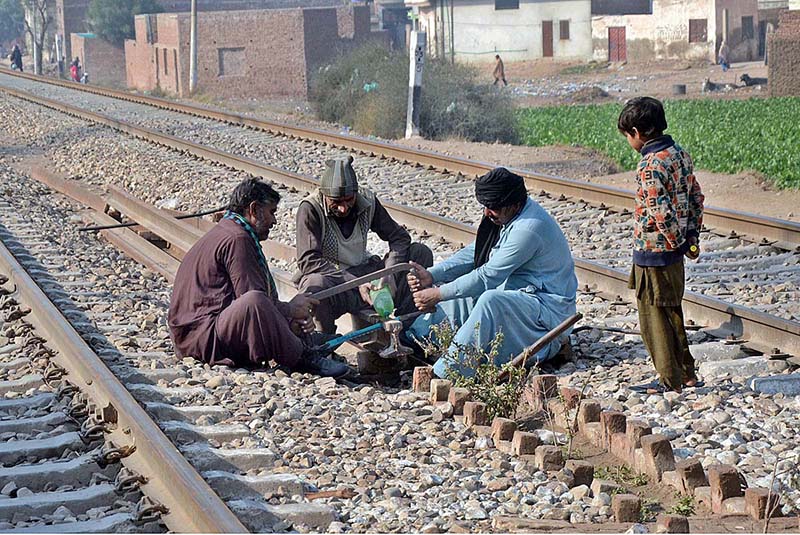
1, 141, 798, 529
0, 71, 797, 355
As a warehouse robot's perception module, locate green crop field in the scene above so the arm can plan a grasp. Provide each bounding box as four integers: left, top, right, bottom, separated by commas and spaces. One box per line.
516, 97, 800, 189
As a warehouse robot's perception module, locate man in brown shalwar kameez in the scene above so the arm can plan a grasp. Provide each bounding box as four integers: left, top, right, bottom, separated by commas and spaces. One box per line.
294, 156, 433, 333
168, 178, 349, 377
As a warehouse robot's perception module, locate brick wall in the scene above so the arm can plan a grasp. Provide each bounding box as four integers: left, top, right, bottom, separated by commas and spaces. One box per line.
70, 34, 126, 87
768, 10, 800, 96
57, 0, 91, 61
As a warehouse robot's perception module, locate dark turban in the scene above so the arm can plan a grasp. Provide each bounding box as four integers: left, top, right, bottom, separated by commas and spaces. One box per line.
474, 168, 528, 267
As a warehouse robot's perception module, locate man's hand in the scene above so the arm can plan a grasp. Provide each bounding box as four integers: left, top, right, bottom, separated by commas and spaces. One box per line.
358, 282, 373, 306
407, 261, 433, 292
685, 236, 700, 260
413, 287, 442, 312
358, 276, 397, 306
288, 293, 319, 320
290, 317, 315, 335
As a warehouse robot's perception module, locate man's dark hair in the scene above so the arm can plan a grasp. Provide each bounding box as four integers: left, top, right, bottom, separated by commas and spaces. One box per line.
227, 179, 281, 215
617, 96, 668, 138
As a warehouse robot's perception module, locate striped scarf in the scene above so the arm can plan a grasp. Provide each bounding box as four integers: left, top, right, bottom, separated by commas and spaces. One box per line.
224, 210, 277, 297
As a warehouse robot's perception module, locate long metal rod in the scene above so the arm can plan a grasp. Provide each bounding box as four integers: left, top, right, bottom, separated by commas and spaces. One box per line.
2, 69, 798, 244
0, 239, 248, 533
79, 206, 224, 232
6, 85, 798, 355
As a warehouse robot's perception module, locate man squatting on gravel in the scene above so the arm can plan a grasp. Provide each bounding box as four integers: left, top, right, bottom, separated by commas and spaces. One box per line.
407, 168, 579, 378
168, 179, 349, 378
294, 155, 433, 333
619, 96, 705, 394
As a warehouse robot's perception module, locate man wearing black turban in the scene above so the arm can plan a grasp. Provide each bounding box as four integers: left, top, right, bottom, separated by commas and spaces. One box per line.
407, 167, 578, 378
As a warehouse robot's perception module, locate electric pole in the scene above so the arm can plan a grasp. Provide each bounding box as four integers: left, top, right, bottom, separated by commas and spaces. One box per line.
189, 0, 198, 94
405, 9, 425, 139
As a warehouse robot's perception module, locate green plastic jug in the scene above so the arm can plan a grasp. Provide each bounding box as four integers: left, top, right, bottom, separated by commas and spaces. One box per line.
369, 282, 394, 318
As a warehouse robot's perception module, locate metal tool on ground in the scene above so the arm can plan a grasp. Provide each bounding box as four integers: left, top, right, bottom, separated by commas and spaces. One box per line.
380, 319, 413, 359
497, 313, 583, 382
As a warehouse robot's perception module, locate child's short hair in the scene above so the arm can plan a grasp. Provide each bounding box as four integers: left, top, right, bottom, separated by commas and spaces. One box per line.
617, 96, 668, 138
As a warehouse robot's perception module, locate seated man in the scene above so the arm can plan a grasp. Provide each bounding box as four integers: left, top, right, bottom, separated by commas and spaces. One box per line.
407, 168, 578, 378
168, 178, 348, 378
295, 155, 433, 333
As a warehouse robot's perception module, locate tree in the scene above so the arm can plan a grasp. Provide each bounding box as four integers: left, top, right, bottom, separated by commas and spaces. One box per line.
0, 0, 24, 43
21, 0, 50, 74
87, 0, 162, 46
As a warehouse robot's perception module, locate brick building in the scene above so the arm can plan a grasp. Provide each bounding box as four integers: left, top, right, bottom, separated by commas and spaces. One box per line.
124, 6, 373, 98
55, 0, 352, 65
70, 33, 126, 86
768, 9, 800, 96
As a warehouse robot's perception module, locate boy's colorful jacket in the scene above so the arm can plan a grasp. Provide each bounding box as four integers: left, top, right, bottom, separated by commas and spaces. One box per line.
633, 135, 705, 266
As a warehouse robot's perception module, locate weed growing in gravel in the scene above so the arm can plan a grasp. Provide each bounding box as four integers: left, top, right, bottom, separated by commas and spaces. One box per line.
639, 498, 660, 522
418, 321, 527, 420
595, 465, 649, 487
517, 97, 800, 189
668, 493, 696, 516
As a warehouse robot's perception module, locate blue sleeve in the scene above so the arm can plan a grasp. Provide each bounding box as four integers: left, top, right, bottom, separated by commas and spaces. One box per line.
429, 242, 477, 285
438, 228, 538, 300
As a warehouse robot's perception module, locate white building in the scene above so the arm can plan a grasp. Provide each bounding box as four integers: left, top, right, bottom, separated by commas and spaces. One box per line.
403, 0, 593, 62
592, 0, 760, 63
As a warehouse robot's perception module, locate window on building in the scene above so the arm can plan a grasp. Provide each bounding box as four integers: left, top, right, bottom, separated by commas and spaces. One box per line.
218, 47, 246, 77
495, 0, 519, 10
742, 16, 754, 39
560, 20, 570, 40
163, 48, 168, 75
688, 19, 708, 43
591, 0, 652, 15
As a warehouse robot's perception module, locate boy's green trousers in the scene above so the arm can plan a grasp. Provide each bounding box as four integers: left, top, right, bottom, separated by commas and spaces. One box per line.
628, 261, 697, 390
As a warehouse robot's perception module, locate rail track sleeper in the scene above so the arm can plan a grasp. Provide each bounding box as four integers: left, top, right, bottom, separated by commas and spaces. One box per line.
0, 483, 120, 522
0, 452, 117, 492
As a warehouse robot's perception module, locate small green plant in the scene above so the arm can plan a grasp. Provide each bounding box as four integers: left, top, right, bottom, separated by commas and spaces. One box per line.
594, 465, 649, 487
639, 498, 660, 523
418, 321, 527, 420
668, 493, 696, 516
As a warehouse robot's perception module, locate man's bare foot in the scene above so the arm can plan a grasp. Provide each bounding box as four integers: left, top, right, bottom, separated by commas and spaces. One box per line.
684, 378, 698, 387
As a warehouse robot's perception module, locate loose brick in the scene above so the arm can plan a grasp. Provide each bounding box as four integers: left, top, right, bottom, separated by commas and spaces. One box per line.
511, 431, 540, 456
447, 387, 471, 416
723, 497, 747, 515
626, 419, 652, 449
656, 513, 690, 533
412, 367, 434, 393
533, 374, 558, 399
565, 460, 594, 488
600, 410, 626, 447
676, 458, 708, 494
745, 488, 781, 520
641, 434, 676, 482
463, 402, 488, 427
694, 486, 712, 508
490, 418, 517, 443
429, 379, 451, 404
578, 400, 601, 425
612, 493, 641, 522
591, 478, 621, 497
708, 464, 744, 514
610, 432, 633, 463
559, 386, 582, 409
534, 445, 564, 471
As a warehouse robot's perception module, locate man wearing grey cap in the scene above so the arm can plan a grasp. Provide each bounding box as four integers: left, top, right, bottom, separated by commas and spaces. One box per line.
294, 156, 433, 333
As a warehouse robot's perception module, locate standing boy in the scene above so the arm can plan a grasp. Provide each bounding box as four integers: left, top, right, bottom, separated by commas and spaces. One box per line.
617, 97, 704, 394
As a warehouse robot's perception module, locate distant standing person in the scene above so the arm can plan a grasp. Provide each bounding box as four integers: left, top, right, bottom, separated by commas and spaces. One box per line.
10, 44, 23, 72
70, 57, 81, 82
617, 97, 705, 394
493, 54, 507, 86
717, 41, 730, 72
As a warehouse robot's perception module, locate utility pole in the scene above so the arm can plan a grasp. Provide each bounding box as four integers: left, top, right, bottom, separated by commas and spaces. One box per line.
189, 0, 198, 94
405, 9, 425, 139
32, 4, 40, 75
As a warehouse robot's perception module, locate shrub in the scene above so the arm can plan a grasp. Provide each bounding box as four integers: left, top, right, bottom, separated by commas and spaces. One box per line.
311, 42, 518, 143
417, 321, 527, 420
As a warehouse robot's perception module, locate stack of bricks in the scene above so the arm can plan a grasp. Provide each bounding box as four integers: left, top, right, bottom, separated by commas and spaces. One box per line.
412, 367, 780, 522
768, 10, 800, 97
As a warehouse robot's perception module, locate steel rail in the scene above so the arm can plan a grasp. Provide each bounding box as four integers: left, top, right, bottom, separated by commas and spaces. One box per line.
2, 69, 799, 245
7, 84, 799, 355
0, 237, 248, 533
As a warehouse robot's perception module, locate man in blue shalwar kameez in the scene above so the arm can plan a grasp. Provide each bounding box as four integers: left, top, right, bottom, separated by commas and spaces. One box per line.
407, 167, 578, 378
